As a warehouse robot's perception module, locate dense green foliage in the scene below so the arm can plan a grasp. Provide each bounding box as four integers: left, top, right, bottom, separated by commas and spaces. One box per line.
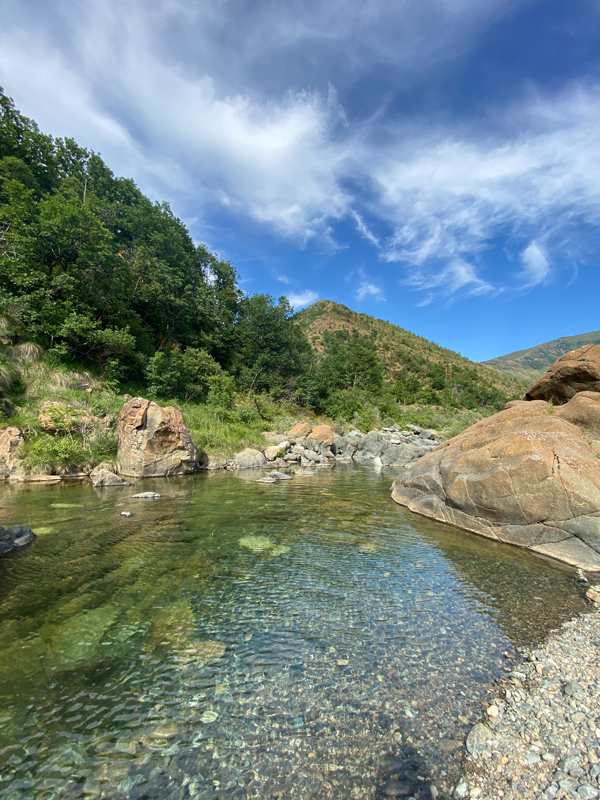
0, 87, 304, 400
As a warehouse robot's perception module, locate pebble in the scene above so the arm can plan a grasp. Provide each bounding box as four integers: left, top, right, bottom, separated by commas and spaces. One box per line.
131, 492, 161, 499
458, 610, 600, 800
120, 511, 132, 517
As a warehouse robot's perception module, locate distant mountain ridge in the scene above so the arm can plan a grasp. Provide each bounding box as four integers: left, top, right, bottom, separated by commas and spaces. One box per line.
482, 330, 600, 385
296, 300, 525, 399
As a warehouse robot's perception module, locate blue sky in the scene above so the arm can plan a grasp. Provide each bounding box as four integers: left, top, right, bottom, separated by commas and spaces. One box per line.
2, 0, 600, 361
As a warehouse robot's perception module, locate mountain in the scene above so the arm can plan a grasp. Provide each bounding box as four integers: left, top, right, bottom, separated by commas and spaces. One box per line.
295, 300, 525, 402
482, 330, 600, 385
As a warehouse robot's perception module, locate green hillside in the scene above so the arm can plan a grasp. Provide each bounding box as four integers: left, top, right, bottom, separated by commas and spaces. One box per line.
295, 300, 525, 411
482, 330, 600, 385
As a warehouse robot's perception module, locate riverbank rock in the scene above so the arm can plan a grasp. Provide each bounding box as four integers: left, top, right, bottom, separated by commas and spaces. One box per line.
307, 424, 335, 454
0, 524, 36, 557
0, 426, 24, 480
525, 344, 600, 404
392, 401, 600, 571
554, 390, 600, 438
90, 463, 131, 488
232, 448, 267, 469
117, 398, 199, 478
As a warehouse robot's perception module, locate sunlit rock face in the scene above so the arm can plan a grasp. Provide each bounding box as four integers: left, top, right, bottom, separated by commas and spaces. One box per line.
392, 401, 600, 571
117, 397, 199, 478
525, 344, 600, 404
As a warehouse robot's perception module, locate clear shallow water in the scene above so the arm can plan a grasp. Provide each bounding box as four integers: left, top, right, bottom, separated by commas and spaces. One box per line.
0, 465, 589, 800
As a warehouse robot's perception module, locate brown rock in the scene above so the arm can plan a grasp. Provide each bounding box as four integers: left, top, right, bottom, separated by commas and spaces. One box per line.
307, 424, 335, 453
586, 585, 600, 603
0, 426, 24, 463
525, 344, 600, 404
554, 391, 600, 437
0, 426, 24, 480
117, 397, 199, 478
392, 401, 600, 571
286, 422, 312, 439
264, 445, 281, 461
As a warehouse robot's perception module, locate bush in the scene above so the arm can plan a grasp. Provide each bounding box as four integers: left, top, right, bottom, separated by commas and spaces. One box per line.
146, 347, 222, 400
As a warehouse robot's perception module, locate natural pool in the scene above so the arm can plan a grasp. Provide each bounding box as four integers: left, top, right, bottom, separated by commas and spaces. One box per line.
0, 465, 590, 800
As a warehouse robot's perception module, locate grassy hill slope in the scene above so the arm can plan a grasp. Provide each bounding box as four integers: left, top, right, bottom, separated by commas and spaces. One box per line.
482, 330, 600, 385
296, 300, 525, 399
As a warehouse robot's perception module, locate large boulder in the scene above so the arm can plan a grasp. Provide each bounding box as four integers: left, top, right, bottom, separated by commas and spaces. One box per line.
525, 344, 600, 404
117, 398, 199, 478
392, 401, 600, 571
232, 448, 267, 469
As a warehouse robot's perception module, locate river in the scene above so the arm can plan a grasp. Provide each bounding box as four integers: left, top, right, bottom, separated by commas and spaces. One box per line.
0, 465, 589, 799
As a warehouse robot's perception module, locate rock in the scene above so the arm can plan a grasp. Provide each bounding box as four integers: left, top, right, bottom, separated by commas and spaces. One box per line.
301, 448, 320, 462
525, 344, 600, 404
264, 445, 282, 461
232, 448, 267, 469
117, 398, 199, 477
307, 424, 335, 455
131, 492, 161, 500
120, 511, 133, 518
392, 401, 600, 571
255, 477, 277, 484
286, 422, 312, 439
586, 585, 600, 603
554, 391, 600, 437
381, 780, 413, 797
0, 524, 36, 557
269, 471, 292, 480
90, 463, 131, 488
0, 426, 24, 480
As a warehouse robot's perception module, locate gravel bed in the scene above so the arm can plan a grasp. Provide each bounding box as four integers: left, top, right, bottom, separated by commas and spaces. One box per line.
456, 601, 600, 800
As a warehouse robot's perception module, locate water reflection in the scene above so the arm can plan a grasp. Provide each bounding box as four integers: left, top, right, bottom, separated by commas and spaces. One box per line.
0, 465, 589, 800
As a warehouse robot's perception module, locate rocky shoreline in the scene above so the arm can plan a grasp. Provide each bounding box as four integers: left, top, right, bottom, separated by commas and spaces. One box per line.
454, 600, 600, 800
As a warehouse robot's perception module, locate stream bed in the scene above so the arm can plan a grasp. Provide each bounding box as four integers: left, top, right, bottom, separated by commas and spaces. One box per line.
0, 464, 590, 800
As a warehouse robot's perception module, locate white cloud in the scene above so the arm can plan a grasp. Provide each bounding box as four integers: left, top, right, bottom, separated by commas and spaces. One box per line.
370, 84, 600, 296
519, 241, 550, 288
1, 0, 599, 303
288, 290, 319, 309
273, 271, 292, 285
356, 280, 385, 301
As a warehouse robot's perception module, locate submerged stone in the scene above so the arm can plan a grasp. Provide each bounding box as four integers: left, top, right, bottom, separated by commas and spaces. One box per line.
239, 535, 273, 551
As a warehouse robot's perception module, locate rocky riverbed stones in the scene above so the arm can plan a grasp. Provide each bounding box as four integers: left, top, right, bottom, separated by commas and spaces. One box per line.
457, 610, 600, 800
0, 523, 36, 557
392, 401, 600, 571
117, 397, 199, 477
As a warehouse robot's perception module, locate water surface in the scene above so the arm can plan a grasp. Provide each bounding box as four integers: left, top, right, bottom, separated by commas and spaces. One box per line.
0, 465, 589, 799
